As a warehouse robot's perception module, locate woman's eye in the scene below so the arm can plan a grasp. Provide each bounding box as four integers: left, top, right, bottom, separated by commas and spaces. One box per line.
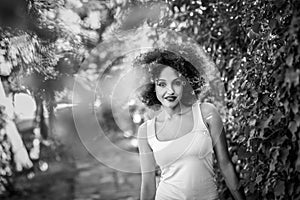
157, 82, 166, 87
174, 80, 182, 86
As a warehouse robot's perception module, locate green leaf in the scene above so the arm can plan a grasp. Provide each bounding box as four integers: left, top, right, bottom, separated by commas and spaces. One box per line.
279, 146, 290, 164
288, 182, 295, 196
249, 182, 256, 193
295, 114, 300, 127
270, 160, 276, 171
262, 94, 269, 105
271, 148, 280, 159
292, 99, 299, 114
274, 181, 285, 197
286, 54, 294, 67
277, 135, 288, 145
285, 68, 299, 86
269, 18, 277, 30
273, 110, 283, 125
237, 146, 250, 158
251, 90, 258, 98
296, 152, 300, 172
260, 115, 273, 129
232, 154, 238, 163
251, 22, 260, 33
255, 174, 262, 184
249, 118, 256, 126
288, 121, 298, 135
284, 100, 289, 113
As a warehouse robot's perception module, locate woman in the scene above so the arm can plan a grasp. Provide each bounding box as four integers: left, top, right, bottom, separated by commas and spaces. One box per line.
136, 49, 245, 200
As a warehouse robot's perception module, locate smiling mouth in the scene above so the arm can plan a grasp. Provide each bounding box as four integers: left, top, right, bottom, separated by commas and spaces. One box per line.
164, 96, 177, 102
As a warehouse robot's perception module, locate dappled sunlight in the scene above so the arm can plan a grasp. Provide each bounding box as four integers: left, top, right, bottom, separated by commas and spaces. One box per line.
0, 0, 299, 199
14, 93, 36, 120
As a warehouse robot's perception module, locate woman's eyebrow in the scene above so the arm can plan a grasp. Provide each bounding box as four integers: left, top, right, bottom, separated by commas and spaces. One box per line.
156, 77, 181, 82
173, 77, 181, 81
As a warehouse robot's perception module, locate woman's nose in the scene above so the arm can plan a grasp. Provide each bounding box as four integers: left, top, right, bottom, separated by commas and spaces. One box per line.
166, 84, 175, 94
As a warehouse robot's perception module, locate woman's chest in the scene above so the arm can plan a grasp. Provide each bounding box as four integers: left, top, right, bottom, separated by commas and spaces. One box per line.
152, 129, 213, 167
155, 113, 195, 141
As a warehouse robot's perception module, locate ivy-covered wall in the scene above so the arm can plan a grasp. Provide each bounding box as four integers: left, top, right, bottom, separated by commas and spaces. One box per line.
163, 0, 300, 199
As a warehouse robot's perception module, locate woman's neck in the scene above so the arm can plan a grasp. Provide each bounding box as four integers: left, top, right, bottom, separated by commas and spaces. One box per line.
162, 103, 189, 119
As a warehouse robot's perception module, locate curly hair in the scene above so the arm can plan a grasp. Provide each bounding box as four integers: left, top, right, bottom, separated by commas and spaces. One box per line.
134, 49, 206, 108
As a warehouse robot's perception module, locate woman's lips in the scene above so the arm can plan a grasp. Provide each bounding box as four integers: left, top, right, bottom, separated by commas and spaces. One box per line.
164, 96, 177, 102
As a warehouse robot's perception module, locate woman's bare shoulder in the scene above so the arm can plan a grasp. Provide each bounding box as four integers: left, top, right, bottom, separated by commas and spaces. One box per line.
137, 120, 154, 152
137, 120, 150, 138
199, 102, 219, 119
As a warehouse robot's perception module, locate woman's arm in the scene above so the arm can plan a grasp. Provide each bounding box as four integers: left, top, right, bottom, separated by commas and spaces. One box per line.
201, 103, 245, 200
138, 122, 156, 200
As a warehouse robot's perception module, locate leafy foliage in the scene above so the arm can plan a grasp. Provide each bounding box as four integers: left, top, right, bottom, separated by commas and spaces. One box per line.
160, 0, 300, 199
0, 0, 99, 196
1, 0, 299, 199
0, 106, 14, 197
0, 0, 132, 96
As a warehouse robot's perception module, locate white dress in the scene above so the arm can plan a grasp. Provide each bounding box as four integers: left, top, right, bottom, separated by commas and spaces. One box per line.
146, 102, 219, 200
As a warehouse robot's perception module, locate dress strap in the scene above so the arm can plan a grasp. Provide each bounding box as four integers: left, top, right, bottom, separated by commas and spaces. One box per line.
194, 101, 210, 133
146, 119, 156, 149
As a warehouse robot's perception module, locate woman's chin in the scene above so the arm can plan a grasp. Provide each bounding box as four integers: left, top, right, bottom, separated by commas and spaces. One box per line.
161, 100, 180, 109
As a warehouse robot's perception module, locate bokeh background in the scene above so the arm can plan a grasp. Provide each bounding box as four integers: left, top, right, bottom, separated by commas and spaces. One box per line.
0, 0, 299, 200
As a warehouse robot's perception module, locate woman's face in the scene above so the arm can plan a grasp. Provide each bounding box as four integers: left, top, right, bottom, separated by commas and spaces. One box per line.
155, 66, 184, 109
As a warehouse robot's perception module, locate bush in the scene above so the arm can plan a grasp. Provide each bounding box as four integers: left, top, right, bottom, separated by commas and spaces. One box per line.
163, 0, 300, 199
0, 106, 14, 197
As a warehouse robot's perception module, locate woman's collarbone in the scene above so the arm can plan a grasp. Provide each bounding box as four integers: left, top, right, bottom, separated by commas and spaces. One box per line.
156, 116, 194, 140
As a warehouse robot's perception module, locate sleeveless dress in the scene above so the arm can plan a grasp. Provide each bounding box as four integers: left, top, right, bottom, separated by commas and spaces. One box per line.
146, 102, 219, 200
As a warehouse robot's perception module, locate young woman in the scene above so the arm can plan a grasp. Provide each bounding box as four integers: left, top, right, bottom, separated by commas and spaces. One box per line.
136, 49, 245, 200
